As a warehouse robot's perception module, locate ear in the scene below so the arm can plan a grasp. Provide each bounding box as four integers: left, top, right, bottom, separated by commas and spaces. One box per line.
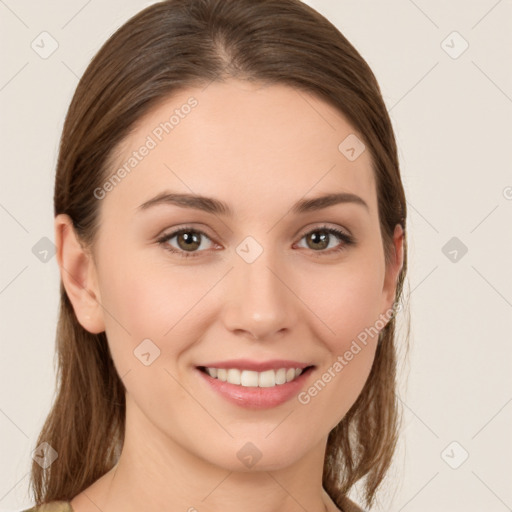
54, 214, 105, 334
381, 223, 404, 317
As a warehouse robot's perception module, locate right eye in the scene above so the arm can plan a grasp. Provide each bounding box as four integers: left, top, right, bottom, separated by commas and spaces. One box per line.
156, 227, 217, 258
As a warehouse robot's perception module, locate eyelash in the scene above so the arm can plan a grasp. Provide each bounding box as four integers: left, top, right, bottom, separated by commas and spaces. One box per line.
156, 225, 355, 259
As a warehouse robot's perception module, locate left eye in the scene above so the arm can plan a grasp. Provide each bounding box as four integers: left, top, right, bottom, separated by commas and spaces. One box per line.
157, 225, 355, 258
296, 226, 354, 253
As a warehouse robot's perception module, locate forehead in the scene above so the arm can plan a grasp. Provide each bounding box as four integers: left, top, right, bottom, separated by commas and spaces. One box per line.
102, 79, 376, 218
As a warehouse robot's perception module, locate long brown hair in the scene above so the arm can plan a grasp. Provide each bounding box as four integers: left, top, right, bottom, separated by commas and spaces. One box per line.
30, 0, 408, 509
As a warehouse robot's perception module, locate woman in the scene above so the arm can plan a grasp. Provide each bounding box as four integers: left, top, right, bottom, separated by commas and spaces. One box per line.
24, 1, 408, 511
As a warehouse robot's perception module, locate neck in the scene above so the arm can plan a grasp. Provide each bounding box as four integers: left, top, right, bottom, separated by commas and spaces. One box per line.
73, 394, 337, 512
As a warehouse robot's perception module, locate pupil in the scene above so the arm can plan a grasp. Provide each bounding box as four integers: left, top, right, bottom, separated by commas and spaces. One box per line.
309, 231, 328, 250
180, 232, 200, 250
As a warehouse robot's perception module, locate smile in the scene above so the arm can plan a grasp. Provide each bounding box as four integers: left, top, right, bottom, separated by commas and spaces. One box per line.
198, 366, 313, 387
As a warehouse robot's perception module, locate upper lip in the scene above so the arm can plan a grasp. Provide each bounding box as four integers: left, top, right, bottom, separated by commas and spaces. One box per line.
197, 359, 314, 372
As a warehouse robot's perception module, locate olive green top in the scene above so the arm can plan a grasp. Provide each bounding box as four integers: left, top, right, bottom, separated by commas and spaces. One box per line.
22, 496, 365, 511
21, 502, 73, 512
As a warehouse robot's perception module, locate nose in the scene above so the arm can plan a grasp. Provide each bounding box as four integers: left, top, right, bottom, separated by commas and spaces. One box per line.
220, 249, 299, 341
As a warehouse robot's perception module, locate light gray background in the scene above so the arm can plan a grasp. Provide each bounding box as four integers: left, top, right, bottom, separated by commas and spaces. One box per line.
1, 1, 511, 511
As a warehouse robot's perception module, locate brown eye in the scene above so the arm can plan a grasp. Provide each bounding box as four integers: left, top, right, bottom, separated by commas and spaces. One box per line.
175, 231, 202, 251
157, 228, 215, 258
305, 230, 330, 250
297, 226, 355, 254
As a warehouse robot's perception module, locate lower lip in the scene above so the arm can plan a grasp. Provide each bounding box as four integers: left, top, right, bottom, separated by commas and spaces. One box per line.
196, 367, 315, 409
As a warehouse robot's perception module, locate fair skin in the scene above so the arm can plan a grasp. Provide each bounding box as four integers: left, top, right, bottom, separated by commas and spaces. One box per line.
56, 79, 403, 512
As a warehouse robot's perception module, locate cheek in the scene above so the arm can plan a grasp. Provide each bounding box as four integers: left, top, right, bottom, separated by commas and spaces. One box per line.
96, 252, 215, 368
302, 258, 385, 349
293, 259, 384, 417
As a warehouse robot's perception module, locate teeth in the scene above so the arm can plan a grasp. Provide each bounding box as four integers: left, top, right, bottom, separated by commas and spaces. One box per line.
275, 368, 286, 385
204, 367, 306, 387
227, 368, 241, 385
241, 370, 258, 387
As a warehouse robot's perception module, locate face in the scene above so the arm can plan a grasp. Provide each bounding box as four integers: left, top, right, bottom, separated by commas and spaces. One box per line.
64, 79, 403, 472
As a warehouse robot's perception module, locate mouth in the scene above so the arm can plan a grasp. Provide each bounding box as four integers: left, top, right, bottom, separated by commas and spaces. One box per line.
196, 365, 316, 388
194, 358, 317, 409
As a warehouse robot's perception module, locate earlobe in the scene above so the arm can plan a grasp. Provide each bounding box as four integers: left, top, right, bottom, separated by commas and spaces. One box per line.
381, 223, 405, 317
54, 214, 105, 334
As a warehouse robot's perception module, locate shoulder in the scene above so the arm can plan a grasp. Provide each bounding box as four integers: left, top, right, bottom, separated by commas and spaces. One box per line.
21, 501, 73, 512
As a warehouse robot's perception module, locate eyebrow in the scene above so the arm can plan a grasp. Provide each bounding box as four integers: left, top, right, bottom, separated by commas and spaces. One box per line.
136, 191, 369, 216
